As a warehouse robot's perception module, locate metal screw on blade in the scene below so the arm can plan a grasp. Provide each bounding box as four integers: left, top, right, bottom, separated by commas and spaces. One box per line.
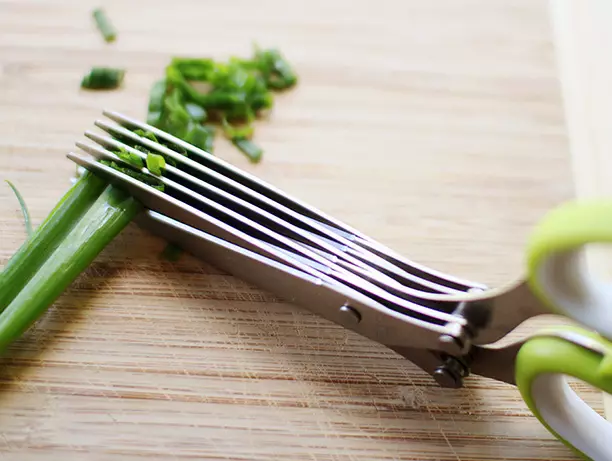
433, 354, 471, 389
339, 304, 361, 327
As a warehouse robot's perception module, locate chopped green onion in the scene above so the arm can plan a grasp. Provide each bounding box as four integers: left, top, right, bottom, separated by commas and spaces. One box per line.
5, 180, 33, 238
249, 92, 274, 112
146, 153, 165, 175
185, 102, 207, 122
184, 124, 215, 153
254, 47, 298, 90
92, 8, 116, 43
81, 67, 125, 90
160, 88, 191, 137
232, 138, 263, 163
146, 79, 167, 126
222, 118, 254, 140
170, 58, 214, 81
100, 160, 164, 191
134, 129, 159, 144
115, 147, 144, 169
146, 45, 297, 162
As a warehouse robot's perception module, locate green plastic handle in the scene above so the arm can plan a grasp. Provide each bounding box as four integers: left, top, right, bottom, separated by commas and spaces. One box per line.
517, 199, 612, 460
526, 199, 612, 340
516, 326, 612, 461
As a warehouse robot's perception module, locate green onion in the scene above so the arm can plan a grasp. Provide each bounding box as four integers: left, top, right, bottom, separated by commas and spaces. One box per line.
100, 160, 164, 191
254, 47, 298, 90
185, 102, 207, 122
0, 173, 107, 313
5, 180, 33, 238
146, 46, 298, 162
146, 153, 166, 175
170, 58, 214, 81
184, 124, 215, 153
0, 128, 182, 351
146, 79, 167, 126
232, 138, 263, 163
116, 147, 144, 169
81, 67, 125, 90
92, 8, 117, 42
0, 184, 141, 351
222, 118, 254, 140
134, 129, 159, 144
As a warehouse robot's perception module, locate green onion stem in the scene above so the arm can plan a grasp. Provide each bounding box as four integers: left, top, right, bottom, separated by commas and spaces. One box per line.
0, 183, 141, 351
0, 173, 107, 312
81, 67, 125, 90
92, 8, 117, 43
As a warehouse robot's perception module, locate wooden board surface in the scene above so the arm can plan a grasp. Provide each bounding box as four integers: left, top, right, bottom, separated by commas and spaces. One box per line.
0, 0, 598, 459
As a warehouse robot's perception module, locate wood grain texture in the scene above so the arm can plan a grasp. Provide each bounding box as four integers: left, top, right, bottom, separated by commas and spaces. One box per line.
0, 0, 597, 459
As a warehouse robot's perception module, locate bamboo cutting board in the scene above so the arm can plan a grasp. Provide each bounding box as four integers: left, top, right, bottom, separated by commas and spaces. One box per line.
0, 0, 600, 460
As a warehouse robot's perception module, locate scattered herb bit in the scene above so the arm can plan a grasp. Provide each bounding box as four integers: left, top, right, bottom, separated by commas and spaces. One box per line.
222, 118, 254, 140
146, 45, 298, 162
185, 103, 207, 122
160, 243, 183, 262
170, 58, 214, 81
232, 138, 263, 163
184, 123, 215, 153
81, 67, 125, 90
161, 87, 192, 138
92, 8, 116, 42
146, 79, 166, 126
146, 153, 165, 176
254, 46, 298, 90
5, 180, 33, 238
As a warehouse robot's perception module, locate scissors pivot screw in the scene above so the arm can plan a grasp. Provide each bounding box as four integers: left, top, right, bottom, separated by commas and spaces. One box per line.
433, 354, 471, 389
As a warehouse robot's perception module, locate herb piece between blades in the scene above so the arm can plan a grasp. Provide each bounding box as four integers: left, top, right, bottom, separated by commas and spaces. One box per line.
146, 46, 298, 163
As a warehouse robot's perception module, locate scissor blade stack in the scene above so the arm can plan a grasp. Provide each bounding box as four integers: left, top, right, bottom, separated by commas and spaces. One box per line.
68, 110, 485, 330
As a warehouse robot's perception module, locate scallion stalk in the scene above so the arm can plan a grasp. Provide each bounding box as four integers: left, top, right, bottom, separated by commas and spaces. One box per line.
0, 184, 141, 350
0, 173, 107, 312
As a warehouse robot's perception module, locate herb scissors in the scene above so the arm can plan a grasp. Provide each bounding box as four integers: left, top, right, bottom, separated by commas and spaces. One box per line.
69, 110, 612, 461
